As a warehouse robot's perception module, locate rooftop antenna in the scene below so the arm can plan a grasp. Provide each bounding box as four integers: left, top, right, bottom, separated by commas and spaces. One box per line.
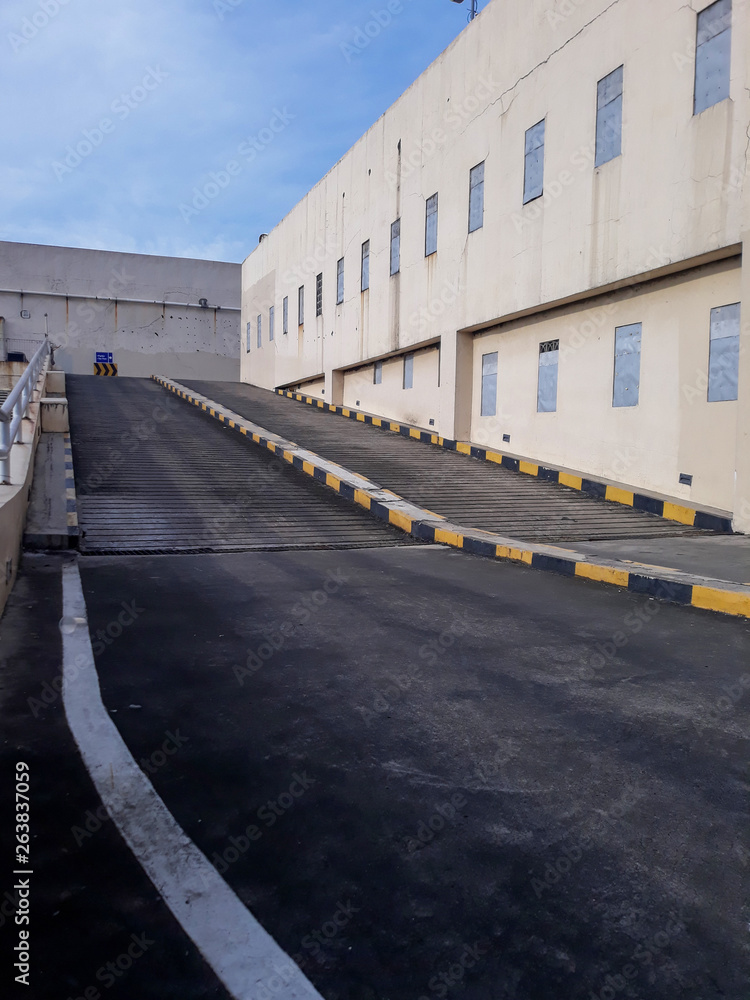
450, 0, 478, 21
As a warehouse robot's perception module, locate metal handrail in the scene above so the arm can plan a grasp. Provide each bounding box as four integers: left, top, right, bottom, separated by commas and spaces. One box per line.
0, 338, 51, 484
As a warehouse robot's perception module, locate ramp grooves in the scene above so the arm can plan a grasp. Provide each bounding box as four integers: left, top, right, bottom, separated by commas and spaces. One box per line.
66, 377, 417, 554
182, 380, 708, 544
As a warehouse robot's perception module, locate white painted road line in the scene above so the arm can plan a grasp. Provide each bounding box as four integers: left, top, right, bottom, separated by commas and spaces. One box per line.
61, 560, 324, 1000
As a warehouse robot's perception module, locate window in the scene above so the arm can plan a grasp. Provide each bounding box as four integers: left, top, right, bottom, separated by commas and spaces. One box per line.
537, 340, 559, 412
695, 0, 732, 114
246, 321, 251, 352
595, 66, 623, 167
480, 352, 498, 417
315, 273, 323, 317
613, 323, 641, 407
336, 258, 344, 304
708, 302, 740, 401
298, 285, 304, 326
269, 305, 275, 342
374, 360, 383, 385
256, 314, 262, 348
390, 219, 401, 275
469, 161, 485, 232
523, 120, 545, 204
403, 353, 413, 389
361, 240, 370, 291
282, 296, 289, 335
425, 193, 438, 256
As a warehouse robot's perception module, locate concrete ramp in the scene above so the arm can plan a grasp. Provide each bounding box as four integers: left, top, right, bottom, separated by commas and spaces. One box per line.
181, 380, 709, 545
66, 376, 418, 555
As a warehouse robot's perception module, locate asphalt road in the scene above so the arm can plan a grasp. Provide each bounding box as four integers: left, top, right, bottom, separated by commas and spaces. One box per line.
51, 542, 750, 1000
0, 554, 232, 1000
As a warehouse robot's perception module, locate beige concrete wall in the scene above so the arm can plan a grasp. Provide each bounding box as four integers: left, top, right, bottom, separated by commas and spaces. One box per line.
471, 259, 740, 511
0, 241, 241, 380
343, 348, 441, 427
241, 0, 748, 516
290, 377, 326, 400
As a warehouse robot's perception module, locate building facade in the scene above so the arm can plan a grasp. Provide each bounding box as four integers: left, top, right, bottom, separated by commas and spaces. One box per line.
241, 0, 750, 529
0, 241, 241, 380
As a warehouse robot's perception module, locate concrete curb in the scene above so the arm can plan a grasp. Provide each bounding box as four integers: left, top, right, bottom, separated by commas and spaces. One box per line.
23, 432, 79, 551
274, 388, 733, 534
64, 431, 80, 545
152, 376, 750, 619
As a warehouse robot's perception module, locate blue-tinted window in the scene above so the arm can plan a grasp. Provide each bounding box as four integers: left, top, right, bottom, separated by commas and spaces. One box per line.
390, 219, 400, 276
361, 241, 370, 291
613, 323, 641, 407
469, 162, 484, 232
425, 193, 438, 256
537, 340, 559, 413
708, 302, 740, 401
481, 352, 498, 417
695, 0, 732, 114
403, 353, 413, 389
596, 66, 623, 167
269, 305, 274, 342
523, 121, 545, 204
337, 258, 344, 304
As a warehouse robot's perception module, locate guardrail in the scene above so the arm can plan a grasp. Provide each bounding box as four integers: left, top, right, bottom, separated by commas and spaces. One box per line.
0, 338, 50, 484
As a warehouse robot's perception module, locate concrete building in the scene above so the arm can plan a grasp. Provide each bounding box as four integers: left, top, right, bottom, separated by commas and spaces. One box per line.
0, 241, 241, 380
240, 0, 750, 531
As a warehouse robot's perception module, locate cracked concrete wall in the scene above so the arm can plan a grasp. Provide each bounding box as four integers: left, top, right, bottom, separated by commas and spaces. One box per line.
241, 0, 748, 514
0, 241, 240, 379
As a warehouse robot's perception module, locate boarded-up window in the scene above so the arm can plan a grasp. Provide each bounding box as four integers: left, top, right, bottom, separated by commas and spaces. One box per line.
257, 314, 262, 348
695, 0, 732, 114
298, 285, 304, 326
361, 240, 370, 291
269, 305, 274, 342
480, 352, 498, 417
469, 162, 485, 233
537, 340, 559, 413
374, 360, 383, 385
425, 193, 438, 256
283, 296, 289, 335
523, 120, 545, 204
246, 321, 251, 352
403, 353, 413, 389
315, 273, 323, 317
390, 219, 400, 275
596, 66, 623, 167
336, 258, 344, 304
708, 302, 740, 401
613, 323, 641, 407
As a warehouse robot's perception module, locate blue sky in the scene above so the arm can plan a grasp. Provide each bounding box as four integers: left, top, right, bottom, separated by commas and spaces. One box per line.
1, 0, 486, 263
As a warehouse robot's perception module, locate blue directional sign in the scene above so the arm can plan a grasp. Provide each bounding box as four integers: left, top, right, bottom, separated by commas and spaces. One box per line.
96, 352, 113, 363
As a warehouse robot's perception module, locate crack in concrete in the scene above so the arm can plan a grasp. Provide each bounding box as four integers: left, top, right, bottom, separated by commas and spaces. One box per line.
487, 0, 625, 119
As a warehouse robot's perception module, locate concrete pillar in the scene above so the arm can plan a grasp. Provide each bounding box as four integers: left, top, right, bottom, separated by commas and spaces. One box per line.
732, 228, 750, 532
451, 329, 474, 442
329, 368, 344, 406
731, 38, 750, 533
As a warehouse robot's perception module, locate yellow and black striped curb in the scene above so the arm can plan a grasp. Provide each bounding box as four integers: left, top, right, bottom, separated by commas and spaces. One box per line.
274, 388, 732, 534
152, 376, 750, 619
64, 431, 79, 544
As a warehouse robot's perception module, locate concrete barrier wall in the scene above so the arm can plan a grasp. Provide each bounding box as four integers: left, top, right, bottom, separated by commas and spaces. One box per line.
0, 241, 241, 380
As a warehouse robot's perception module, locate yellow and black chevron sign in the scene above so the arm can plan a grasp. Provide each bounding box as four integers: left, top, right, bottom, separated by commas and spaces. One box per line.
94, 362, 118, 376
